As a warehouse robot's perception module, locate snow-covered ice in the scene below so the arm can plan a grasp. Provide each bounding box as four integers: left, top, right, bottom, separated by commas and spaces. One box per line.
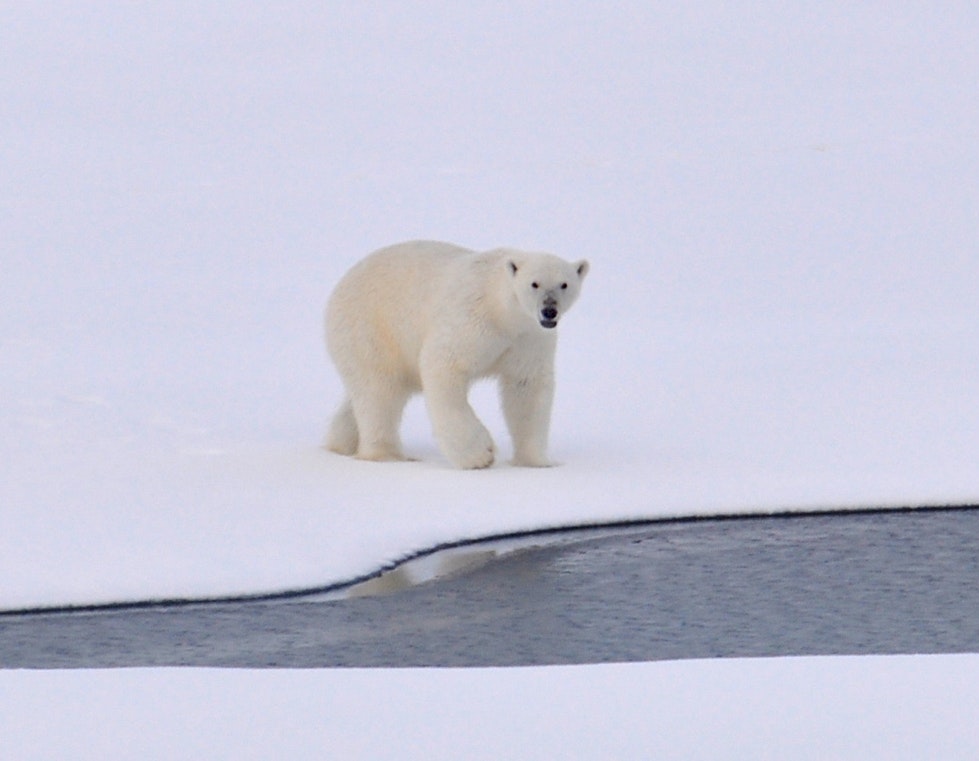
4, 656, 979, 760
2, 2, 979, 754
3, 3, 977, 610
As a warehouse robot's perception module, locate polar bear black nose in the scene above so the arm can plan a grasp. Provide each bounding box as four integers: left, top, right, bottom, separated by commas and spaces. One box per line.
542, 307, 558, 320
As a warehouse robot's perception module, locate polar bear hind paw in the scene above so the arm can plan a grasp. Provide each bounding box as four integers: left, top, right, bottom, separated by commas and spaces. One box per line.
325, 401, 358, 455
354, 447, 412, 462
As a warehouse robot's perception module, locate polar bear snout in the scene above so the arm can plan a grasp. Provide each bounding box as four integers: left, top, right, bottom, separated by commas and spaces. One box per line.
539, 293, 561, 328
540, 305, 559, 328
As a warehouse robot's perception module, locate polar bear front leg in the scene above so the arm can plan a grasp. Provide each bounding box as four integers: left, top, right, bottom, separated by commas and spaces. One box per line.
421, 366, 495, 469
500, 370, 555, 467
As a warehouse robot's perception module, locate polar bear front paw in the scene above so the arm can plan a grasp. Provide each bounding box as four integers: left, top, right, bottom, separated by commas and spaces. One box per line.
443, 426, 496, 469
511, 454, 557, 468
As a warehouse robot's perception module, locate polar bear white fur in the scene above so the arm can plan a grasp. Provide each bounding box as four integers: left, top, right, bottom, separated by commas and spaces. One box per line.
325, 240, 589, 469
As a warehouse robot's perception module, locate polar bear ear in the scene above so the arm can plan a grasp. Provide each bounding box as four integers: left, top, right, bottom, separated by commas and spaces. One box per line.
575, 260, 590, 280
508, 260, 519, 276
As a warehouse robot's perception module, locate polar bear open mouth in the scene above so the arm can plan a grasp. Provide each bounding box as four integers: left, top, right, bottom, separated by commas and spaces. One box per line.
540, 318, 558, 329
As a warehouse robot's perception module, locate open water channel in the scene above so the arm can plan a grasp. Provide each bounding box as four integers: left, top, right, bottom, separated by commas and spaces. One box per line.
2, 506, 978, 668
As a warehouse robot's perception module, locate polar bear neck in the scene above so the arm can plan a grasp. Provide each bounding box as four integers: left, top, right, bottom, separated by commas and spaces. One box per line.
477, 251, 542, 338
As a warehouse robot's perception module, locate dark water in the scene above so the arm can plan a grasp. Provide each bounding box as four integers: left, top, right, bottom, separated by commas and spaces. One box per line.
2, 507, 978, 668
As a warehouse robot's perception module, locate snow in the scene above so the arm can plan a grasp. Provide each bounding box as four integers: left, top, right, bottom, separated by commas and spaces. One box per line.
2, 2, 979, 754
4, 656, 979, 760
4, 2, 977, 611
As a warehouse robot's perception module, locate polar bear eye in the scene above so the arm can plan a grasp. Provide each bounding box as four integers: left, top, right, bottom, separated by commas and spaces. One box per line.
560, 283, 568, 289
531, 282, 539, 289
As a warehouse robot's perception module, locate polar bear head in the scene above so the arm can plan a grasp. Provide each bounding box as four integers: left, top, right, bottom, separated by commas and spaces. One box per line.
507, 253, 589, 330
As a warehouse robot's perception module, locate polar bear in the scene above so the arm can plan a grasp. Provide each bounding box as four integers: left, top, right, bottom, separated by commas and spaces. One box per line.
325, 240, 589, 469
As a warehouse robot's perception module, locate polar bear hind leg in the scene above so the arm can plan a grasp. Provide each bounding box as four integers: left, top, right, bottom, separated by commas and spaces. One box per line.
346, 380, 412, 461
325, 398, 359, 456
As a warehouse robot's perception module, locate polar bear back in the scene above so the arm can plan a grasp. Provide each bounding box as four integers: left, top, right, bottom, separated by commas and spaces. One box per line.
326, 240, 475, 388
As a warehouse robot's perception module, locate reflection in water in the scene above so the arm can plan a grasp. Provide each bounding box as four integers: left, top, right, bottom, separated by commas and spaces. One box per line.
345, 549, 499, 598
